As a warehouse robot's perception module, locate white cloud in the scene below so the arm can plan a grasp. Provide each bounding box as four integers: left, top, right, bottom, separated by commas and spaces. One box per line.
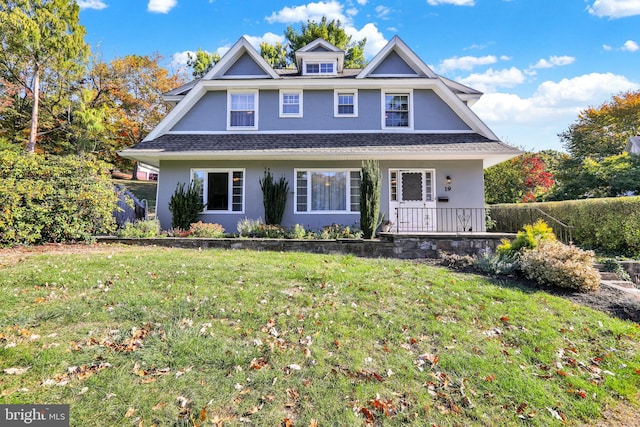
458, 67, 526, 92
356, 0, 367, 4
438, 55, 497, 72
148, 0, 177, 14
266, 1, 349, 24
587, 0, 640, 18
622, 39, 640, 51
77, 0, 107, 10
242, 32, 286, 50
427, 0, 475, 6
531, 55, 575, 69
171, 50, 195, 68
603, 44, 613, 51
375, 5, 392, 19
472, 72, 640, 149
345, 23, 387, 58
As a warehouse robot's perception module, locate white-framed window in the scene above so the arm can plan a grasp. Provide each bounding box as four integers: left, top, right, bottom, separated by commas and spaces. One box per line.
382, 91, 412, 129
279, 90, 303, 117
295, 169, 361, 213
334, 90, 358, 117
303, 61, 336, 75
227, 91, 258, 130
192, 169, 245, 213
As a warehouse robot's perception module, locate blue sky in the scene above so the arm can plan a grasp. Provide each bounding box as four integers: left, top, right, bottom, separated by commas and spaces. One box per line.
77, 0, 640, 152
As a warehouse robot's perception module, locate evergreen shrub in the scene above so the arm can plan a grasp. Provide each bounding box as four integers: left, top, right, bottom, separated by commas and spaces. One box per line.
168, 181, 204, 230
0, 151, 116, 245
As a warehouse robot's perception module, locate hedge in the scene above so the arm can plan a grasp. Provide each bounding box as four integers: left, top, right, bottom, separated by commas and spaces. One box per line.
490, 197, 640, 257
0, 151, 117, 245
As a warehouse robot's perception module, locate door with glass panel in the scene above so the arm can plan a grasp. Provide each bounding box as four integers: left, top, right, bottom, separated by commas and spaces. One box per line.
389, 169, 436, 232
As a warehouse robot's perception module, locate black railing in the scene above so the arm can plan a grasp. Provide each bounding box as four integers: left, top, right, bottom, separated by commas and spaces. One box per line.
393, 207, 490, 233
391, 206, 573, 244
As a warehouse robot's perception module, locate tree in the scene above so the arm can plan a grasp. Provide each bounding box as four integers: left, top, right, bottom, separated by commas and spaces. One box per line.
559, 90, 640, 162
261, 17, 367, 69
360, 160, 381, 239
82, 54, 185, 173
186, 48, 220, 79
0, 0, 89, 153
260, 42, 288, 69
484, 153, 555, 204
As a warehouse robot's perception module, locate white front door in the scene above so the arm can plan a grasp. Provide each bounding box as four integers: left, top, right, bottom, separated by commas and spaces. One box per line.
389, 169, 436, 232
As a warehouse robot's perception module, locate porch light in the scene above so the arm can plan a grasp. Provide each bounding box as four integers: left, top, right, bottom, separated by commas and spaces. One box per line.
446, 175, 452, 185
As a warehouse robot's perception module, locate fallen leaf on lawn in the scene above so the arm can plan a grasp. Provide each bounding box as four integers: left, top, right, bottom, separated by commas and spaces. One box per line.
78, 387, 89, 395
3, 366, 30, 375
125, 407, 136, 417
152, 402, 167, 411
283, 418, 294, 427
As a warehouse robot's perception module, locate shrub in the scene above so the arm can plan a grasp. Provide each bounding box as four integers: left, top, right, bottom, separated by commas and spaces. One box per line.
259, 169, 289, 225
287, 223, 309, 239
491, 197, 640, 257
0, 151, 116, 245
237, 218, 286, 238
474, 252, 520, 276
188, 221, 225, 238
117, 220, 161, 238
438, 252, 476, 271
520, 240, 600, 292
168, 181, 204, 230
360, 160, 381, 239
602, 259, 632, 282
319, 223, 363, 239
497, 219, 555, 256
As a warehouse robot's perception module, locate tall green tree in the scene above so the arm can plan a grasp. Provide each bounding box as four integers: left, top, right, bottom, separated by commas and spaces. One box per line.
549, 90, 640, 200
187, 48, 220, 79
559, 90, 640, 162
260, 17, 367, 69
260, 41, 288, 69
0, 0, 89, 153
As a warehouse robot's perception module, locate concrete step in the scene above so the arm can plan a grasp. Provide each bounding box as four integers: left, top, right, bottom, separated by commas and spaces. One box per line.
599, 272, 619, 281
601, 280, 636, 289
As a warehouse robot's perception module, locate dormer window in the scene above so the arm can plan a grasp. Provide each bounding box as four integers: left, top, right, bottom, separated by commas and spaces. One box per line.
304, 61, 336, 75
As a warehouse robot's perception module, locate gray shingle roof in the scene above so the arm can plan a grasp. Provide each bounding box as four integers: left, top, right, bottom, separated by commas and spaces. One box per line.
129, 133, 519, 154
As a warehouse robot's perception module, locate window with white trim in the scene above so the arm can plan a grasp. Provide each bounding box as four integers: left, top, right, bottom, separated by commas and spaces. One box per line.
334, 90, 358, 117
303, 61, 336, 75
280, 90, 303, 117
383, 92, 411, 129
228, 91, 257, 129
192, 169, 245, 213
295, 169, 361, 213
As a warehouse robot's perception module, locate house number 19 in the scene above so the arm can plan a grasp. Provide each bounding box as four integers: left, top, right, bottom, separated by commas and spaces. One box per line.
444, 186, 452, 191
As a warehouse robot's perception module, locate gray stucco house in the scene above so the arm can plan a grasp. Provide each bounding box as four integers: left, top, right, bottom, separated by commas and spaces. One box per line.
119, 36, 521, 233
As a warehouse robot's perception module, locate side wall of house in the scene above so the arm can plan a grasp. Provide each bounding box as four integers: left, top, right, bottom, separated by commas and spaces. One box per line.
156, 159, 484, 233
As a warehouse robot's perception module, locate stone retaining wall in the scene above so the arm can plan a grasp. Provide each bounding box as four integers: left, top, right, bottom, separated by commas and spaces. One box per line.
98, 233, 513, 259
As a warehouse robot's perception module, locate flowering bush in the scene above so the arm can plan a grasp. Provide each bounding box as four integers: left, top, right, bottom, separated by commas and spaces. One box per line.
520, 240, 600, 292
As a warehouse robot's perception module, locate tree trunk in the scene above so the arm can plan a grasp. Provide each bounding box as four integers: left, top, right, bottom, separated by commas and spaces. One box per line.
26, 67, 40, 154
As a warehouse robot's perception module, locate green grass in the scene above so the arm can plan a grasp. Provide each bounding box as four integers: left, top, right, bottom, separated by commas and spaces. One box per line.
113, 179, 157, 215
1, 246, 638, 426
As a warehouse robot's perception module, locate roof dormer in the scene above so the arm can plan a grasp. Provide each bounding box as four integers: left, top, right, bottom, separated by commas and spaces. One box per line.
295, 38, 345, 75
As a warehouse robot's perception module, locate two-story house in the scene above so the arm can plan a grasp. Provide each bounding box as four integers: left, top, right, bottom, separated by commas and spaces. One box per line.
119, 35, 521, 233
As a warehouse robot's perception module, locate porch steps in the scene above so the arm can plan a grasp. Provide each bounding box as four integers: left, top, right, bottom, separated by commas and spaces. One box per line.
594, 263, 639, 294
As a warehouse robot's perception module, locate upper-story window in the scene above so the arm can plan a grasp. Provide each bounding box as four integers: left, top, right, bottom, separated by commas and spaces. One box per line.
228, 91, 258, 130
303, 61, 336, 75
383, 92, 412, 129
334, 90, 358, 117
280, 90, 303, 117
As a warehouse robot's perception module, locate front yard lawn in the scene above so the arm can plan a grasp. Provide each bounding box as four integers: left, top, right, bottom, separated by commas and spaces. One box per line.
0, 246, 638, 426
